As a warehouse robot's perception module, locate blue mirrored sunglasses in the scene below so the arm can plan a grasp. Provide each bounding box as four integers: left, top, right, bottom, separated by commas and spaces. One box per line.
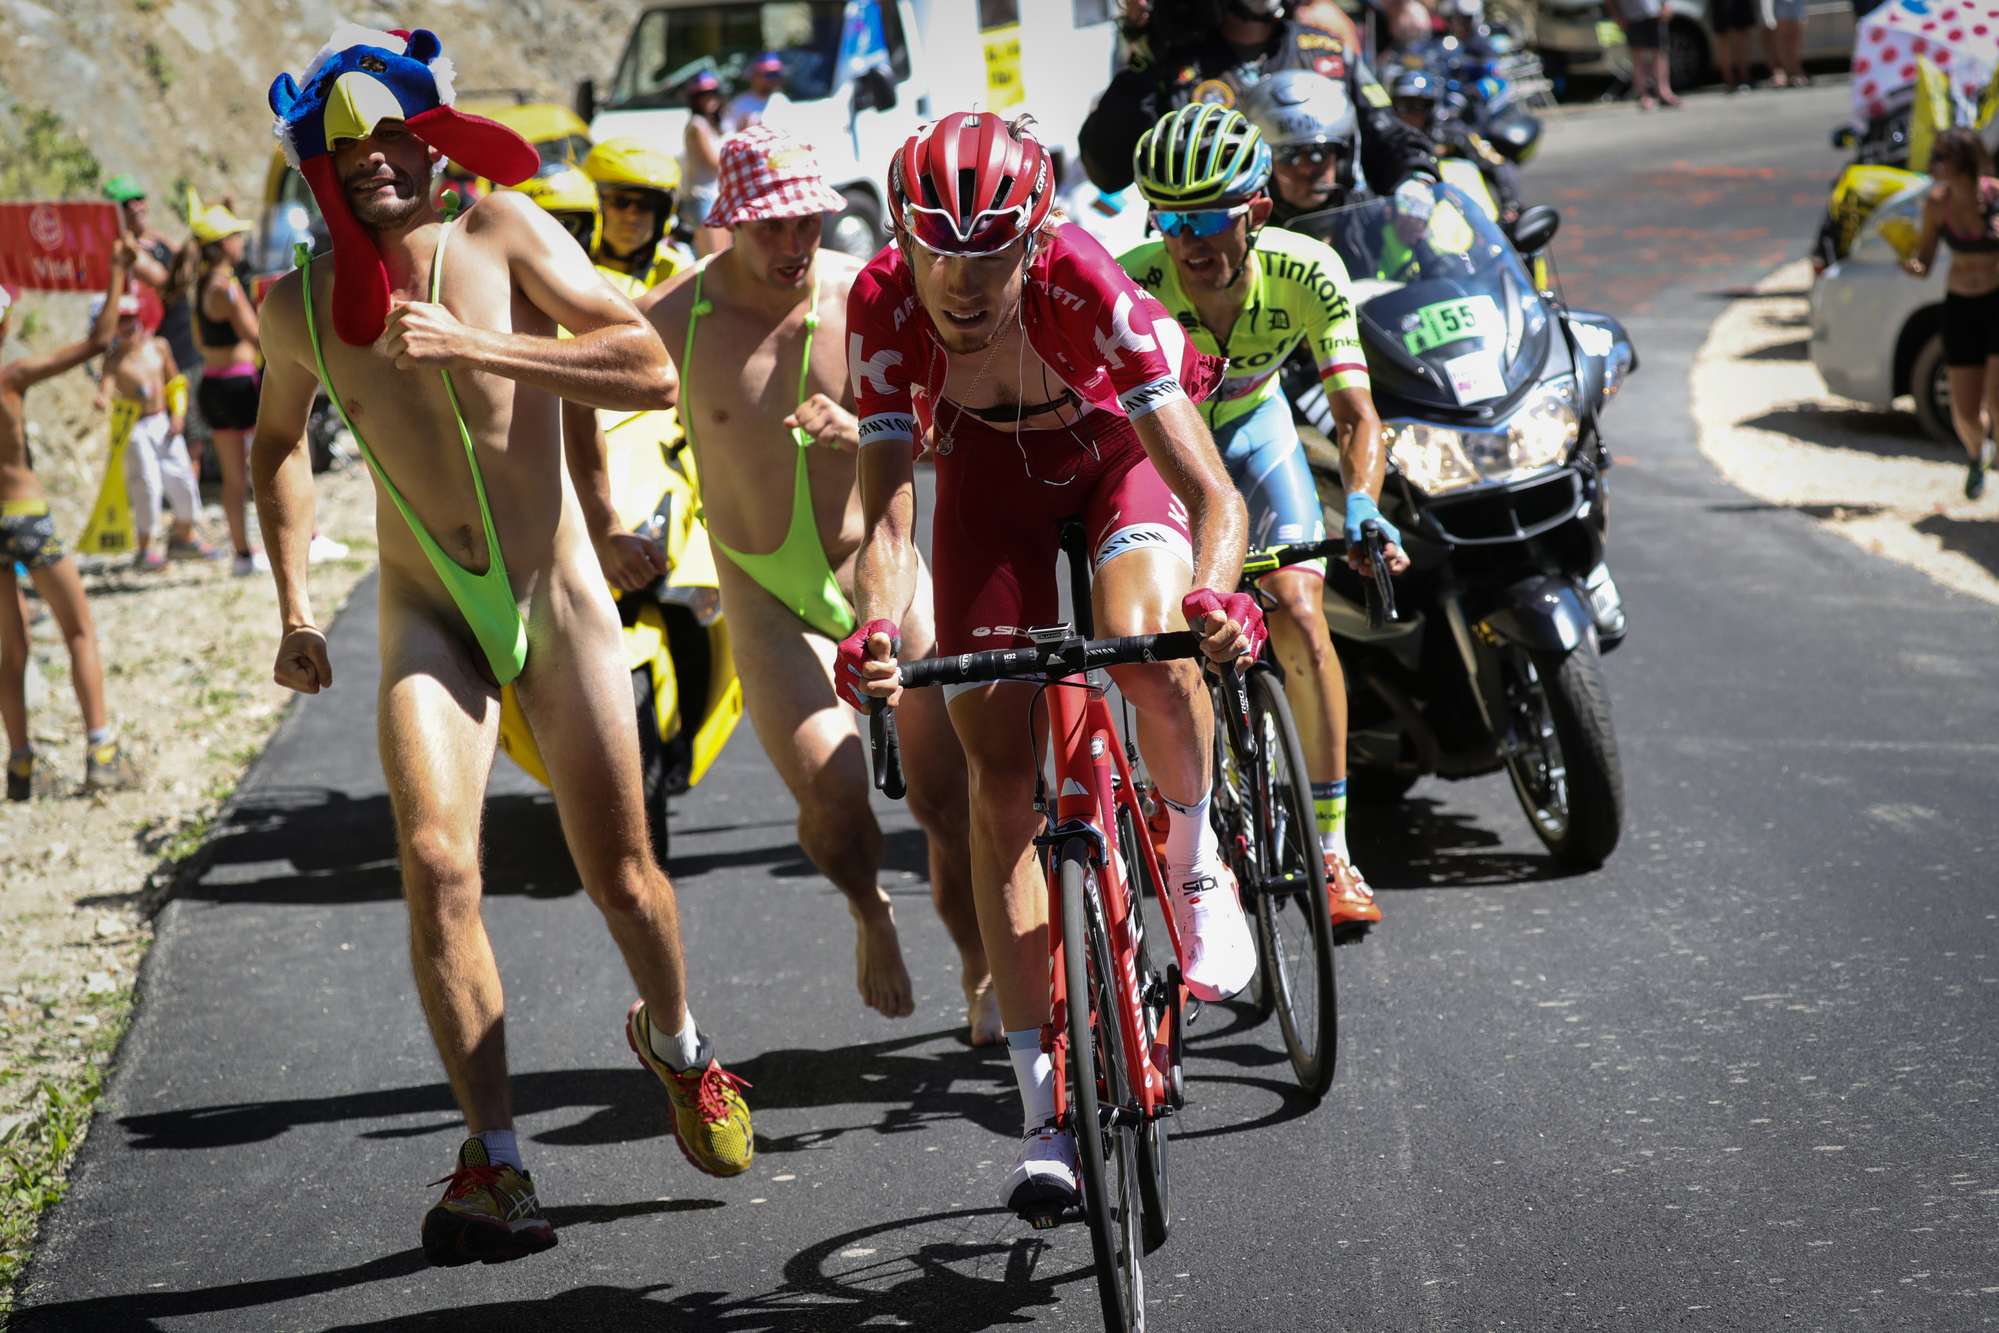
1150, 204, 1250, 238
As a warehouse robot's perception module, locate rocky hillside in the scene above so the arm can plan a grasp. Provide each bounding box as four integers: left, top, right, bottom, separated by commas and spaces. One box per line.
1, 1, 642, 514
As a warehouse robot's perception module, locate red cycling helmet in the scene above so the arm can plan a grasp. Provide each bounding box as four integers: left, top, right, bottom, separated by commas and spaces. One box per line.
888, 112, 1054, 257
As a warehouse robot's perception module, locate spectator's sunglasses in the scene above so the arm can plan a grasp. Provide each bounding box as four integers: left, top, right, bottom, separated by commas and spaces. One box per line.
1275, 144, 1343, 169
1150, 203, 1251, 238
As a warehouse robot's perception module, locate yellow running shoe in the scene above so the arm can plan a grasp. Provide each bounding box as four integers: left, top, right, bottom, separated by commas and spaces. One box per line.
625, 1000, 754, 1177
420, 1137, 557, 1267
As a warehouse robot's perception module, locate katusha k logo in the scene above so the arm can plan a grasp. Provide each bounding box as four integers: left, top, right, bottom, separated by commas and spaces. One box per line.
29, 205, 65, 251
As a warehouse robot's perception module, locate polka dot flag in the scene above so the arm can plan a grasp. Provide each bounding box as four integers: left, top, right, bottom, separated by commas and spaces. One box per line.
1849, 0, 1999, 129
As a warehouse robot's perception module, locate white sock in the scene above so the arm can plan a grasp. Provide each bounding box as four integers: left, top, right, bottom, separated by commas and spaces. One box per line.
1005, 1027, 1055, 1132
1322, 827, 1350, 861
648, 1007, 703, 1070
1160, 789, 1217, 881
474, 1128, 521, 1170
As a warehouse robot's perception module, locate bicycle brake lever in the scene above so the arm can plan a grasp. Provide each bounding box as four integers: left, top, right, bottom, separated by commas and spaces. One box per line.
869, 697, 906, 800
1360, 519, 1397, 631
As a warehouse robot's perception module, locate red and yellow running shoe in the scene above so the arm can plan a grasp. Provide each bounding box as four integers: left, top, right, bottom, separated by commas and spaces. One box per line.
626, 1001, 755, 1178
420, 1137, 557, 1267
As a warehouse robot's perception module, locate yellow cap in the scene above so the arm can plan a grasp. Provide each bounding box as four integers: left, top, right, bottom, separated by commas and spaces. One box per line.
507, 166, 602, 253
582, 137, 681, 195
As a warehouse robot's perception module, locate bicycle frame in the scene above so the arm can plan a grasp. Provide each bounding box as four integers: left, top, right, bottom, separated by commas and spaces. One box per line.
1035, 676, 1184, 1135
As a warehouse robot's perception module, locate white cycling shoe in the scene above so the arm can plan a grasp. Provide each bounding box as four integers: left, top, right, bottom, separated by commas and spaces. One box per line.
1167, 862, 1256, 1002
1002, 1120, 1081, 1219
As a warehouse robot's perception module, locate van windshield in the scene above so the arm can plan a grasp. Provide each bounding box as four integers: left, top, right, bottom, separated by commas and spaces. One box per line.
607, 1, 901, 109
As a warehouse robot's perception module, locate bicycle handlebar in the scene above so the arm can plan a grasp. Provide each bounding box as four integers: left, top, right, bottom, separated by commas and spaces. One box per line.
868, 631, 1208, 798
1361, 520, 1398, 630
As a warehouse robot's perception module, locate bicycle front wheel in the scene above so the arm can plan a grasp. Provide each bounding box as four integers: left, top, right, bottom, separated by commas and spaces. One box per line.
1245, 670, 1339, 1096
1060, 838, 1146, 1333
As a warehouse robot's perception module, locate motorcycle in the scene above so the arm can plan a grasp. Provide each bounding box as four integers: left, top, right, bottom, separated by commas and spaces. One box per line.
1282, 182, 1634, 868
495, 404, 743, 866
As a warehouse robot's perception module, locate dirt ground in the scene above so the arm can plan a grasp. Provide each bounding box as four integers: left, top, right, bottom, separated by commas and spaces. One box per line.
0, 459, 376, 1134
1692, 260, 1999, 605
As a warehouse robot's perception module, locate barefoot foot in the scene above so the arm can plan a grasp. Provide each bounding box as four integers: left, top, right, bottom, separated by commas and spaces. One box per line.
851, 896, 916, 1019
963, 973, 1003, 1046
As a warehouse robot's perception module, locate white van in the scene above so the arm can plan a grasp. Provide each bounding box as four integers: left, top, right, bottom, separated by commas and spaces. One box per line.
579, 0, 1120, 257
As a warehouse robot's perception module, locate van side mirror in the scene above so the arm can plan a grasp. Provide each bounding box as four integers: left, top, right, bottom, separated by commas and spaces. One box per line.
853, 65, 897, 113
1508, 204, 1560, 253
574, 77, 596, 124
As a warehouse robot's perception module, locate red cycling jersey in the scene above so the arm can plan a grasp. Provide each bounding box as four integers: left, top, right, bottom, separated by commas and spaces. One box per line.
846, 223, 1227, 657
846, 222, 1224, 451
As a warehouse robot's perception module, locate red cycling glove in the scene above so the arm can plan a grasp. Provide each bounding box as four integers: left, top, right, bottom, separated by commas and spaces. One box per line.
1182, 589, 1267, 664
835, 618, 901, 713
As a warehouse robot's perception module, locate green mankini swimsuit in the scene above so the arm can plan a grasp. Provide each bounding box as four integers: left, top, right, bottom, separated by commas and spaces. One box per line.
298, 224, 530, 686
682, 256, 856, 642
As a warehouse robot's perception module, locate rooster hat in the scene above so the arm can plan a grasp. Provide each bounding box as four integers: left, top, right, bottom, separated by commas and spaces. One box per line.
269, 25, 539, 345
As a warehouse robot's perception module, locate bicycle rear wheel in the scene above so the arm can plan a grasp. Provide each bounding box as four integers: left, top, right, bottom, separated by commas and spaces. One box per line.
1245, 671, 1339, 1096
1060, 838, 1146, 1332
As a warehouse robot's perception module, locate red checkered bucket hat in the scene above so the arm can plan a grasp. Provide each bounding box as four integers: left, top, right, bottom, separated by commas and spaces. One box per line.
706, 124, 847, 227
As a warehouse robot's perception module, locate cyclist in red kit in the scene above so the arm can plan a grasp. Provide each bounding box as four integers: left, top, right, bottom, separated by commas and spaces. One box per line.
837, 111, 1266, 1217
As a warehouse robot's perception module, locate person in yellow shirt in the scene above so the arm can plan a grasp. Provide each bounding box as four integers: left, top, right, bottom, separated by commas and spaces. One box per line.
583, 138, 692, 296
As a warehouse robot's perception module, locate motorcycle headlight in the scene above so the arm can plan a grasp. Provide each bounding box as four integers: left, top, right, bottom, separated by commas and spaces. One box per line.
1388, 423, 1481, 494
1497, 376, 1579, 475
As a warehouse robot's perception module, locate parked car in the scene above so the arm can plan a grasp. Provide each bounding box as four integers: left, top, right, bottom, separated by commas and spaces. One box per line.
1809, 175, 1955, 443
1536, 0, 1852, 93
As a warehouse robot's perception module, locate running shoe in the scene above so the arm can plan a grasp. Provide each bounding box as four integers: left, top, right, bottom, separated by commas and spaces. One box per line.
421, 1136, 557, 1267
231, 551, 270, 577
1326, 852, 1382, 926
83, 741, 142, 794
307, 533, 350, 563
6, 751, 69, 802
625, 1000, 755, 1177
167, 537, 222, 562
1165, 864, 1256, 1002
1970, 443, 1994, 501
133, 548, 167, 572
1002, 1119, 1080, 1222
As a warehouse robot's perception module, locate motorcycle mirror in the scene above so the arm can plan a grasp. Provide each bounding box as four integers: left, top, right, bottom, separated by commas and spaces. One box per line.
1509, 204, 1560, 253
574, 77, 596, 124
1829, 125, 1856, 149
852, 65, 897, 113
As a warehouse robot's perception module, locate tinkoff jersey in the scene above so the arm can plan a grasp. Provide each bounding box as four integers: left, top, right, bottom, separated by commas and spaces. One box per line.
1119, 225, 1370, 430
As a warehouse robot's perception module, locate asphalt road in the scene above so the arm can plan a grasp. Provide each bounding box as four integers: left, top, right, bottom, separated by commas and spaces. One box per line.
17, 84, 1999, 1332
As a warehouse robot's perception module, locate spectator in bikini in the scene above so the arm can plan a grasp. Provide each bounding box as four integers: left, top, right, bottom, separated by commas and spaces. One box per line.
1, 256, 146, 800
641, 127, 996, 1040
97, 291, 216, 570
190, 197, 266, 576
103, 175, 200, 380
681, 72, 731, 257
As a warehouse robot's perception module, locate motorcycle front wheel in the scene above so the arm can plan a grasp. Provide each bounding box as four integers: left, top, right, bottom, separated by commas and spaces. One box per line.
1496, 643, 1623, 869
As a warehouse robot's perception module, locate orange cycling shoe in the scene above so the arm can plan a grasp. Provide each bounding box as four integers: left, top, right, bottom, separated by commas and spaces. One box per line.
1326, 853, 1381, 925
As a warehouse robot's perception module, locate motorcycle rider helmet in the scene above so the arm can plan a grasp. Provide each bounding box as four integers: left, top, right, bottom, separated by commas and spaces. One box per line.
1132, 103, 1271, 210
1240, 70, 1358, 206
1390, 67, 1441, 133
888, 111, 1055, 257
582, 136, 681, 259
508, 166, 602, 254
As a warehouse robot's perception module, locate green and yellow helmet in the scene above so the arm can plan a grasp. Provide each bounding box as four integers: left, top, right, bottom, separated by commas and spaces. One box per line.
508, 166, 602, 253
1132, 103, 1272, 209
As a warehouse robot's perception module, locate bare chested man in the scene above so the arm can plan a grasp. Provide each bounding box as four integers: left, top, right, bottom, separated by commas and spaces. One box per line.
99, 296, 211, 568
252, 27, 753, 1269
1, 253, 146, 800
639, 126, 998, 1043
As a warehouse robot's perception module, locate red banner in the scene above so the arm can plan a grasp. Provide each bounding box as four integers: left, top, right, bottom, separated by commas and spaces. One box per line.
0, 202, 121, 292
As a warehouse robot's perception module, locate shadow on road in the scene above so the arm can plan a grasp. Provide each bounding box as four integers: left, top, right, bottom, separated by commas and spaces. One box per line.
119, 1031, 1013, 1153
1736, 402, 1949, 461
1349, 797, 1576, 889
1915, 512, 1999, 580
17, 1206, 1089, 1332
184, 786, 935, 902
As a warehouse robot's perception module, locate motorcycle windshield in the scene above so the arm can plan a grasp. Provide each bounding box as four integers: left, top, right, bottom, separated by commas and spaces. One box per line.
1290, 183, 1550, 413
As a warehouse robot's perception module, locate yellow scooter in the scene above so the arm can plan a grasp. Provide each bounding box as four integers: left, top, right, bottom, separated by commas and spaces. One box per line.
495, 404, 742, 864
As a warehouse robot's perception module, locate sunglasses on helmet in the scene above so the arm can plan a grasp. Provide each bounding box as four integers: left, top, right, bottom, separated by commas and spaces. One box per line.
1150, 203, 1251, 239
902, 200, 1034, 258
